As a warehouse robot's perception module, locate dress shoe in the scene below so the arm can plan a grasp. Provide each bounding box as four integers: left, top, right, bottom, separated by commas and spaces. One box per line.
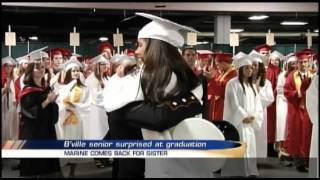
296, 165, 309, 173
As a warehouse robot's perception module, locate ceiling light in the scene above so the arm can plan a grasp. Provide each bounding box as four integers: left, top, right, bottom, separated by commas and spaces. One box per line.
248, 15, 269, 20
280, 21, 308, 25
29, 36, 38, 41
230, 29, 244, 33
99, 37, 108, 41
314, 29, 319, 33
197, 41, 209, 45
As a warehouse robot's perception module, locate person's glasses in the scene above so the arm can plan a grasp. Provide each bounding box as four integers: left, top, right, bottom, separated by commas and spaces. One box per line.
72, 70, 80, 72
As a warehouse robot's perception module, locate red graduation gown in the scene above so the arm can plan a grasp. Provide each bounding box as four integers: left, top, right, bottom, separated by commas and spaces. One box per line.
14, 76, 21, 104
283, 70, 313, 157
266, 63, 281, 143
207, 68, 237, 121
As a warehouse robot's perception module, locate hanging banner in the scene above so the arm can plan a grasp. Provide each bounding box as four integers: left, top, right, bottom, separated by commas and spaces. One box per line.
307, 34, 312, 48
229, 33, 239, 47
113, 33, 124, 47
70, 32, 80, 46
5, 32, 16, 46
187, 32, 197, 46
266, 33, 275, 46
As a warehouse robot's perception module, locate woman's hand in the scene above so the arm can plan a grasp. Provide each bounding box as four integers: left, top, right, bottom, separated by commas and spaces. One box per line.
47, 91, 59, 103
66, 106, 76, 114
203, 66, 213, 79
243, 116, 254, 124
42, 91, 59, 108
2, 84, 10, 95
63, 97, 75, 107
116, 61, 137, 77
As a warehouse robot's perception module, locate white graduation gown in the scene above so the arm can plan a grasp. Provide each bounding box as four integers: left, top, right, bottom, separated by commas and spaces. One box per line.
222, 77, 264, 177
103, 68, 144, 112
50, 72, 63, 94
306, 74, 318, 178
276, 71, 288, 141
55, 80, 91, 140
84, 73, 109, 139
255, 79, 274, 158
1, 80, 17, 144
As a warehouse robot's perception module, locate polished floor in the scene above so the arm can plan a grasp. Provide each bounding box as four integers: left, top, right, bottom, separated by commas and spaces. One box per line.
1, 158, 316, 178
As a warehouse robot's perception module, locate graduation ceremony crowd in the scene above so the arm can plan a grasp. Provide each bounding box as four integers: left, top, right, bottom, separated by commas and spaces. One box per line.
1, 12, 319, 178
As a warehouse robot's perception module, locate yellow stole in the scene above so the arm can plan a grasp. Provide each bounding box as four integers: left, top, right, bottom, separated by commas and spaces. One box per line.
63, 85, 82, 125
293, 70, 314, 109
214, 67, 235, 101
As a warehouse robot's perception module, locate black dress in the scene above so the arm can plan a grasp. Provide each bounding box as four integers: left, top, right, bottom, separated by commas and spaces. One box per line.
19, 85, 61, 177
108, 91, 203, 178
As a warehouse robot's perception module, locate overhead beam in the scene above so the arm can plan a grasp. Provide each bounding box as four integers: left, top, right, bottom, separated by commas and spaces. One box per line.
198, 32, 319, 37
1, 2, 318, 12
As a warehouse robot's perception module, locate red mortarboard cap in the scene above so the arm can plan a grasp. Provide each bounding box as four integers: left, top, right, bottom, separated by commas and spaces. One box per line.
126, 49, 136, 57
197, 50, 213, 60
301, 48, 315, 56
61, 48, 71, 58
49, 48, 63, 58
214, 52, 233, 63
83, 56, 93, 61
98, 42, 113, 54
255, 44, 272, 53
198, 54, 209, 59
295, 51, 312, 61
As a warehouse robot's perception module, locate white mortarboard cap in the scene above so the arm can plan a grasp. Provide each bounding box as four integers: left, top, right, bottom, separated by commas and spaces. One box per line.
285, 53, 297, 63
232, 52, 247, 67
270, 50, 284, 60
63, 59, 83, 72
136, 12, 199, 47
249, 53, 263, 63
2, 56, 17, 65
68, 55, 80, 62
92, 54, 109, 64
249, 50, 260, 56
119, 54, 136, 63
110, 54, 136, 64
232, 52, 246, 64
233, 52, 246, 60
110, 54, 122, 64
27, 46, 49, 61
237, 55, 253, 68
72, 53, 82, 57
16, 55, 29, 64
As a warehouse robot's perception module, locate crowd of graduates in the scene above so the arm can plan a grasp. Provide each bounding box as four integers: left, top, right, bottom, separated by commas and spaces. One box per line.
1, 12, 318, 178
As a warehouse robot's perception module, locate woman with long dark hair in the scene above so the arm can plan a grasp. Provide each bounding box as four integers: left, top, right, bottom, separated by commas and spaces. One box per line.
84, 54, 109, 139
250, 54, 274, 159
56, 59, 89, 140
84, 54, 110, 168
103, 13, 206, 178
222, 55, 264, 177
18, 51, 61, 177
55, 58, 90, 177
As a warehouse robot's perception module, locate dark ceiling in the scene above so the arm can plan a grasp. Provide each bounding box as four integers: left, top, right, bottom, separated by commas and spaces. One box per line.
1, 6, 319, 45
